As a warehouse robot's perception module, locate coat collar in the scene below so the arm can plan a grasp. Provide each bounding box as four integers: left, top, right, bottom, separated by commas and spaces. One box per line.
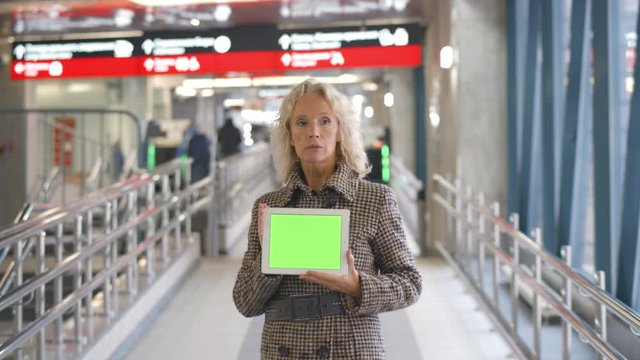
281, 161, 357, 206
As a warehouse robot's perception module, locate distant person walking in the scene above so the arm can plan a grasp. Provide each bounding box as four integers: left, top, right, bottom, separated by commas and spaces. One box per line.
187, 129, 211, 183
217, 117, 242, 158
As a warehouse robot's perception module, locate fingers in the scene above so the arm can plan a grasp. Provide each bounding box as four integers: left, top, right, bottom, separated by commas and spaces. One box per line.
258, 203, 267, 245
299, 250, 361, 298
347, 249, 356, 274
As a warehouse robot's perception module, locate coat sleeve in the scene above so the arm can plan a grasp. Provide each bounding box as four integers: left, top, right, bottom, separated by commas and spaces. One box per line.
232, 199, 282, 317
347, 186, 422, 315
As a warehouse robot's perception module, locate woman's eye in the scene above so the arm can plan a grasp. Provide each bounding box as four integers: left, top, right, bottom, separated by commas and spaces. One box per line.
295, 119, 306, 126
321, 118, 331, 125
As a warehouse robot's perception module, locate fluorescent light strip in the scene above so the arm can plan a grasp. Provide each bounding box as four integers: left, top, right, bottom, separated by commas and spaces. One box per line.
129, 0, 259, 6
182, 74, 362, 89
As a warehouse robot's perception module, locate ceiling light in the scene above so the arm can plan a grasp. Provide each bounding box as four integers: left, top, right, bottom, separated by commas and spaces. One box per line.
223, 98, 246, 108
393, 0, 409, 11
175, 86, 197, 97
130, 0, 252, 6
429, 108, 441, 128
319, 73, 360, 84
364, 106, 374, 118
384, 92, 394, 107
68, 83, 92, 93
252, 76, 310, 87
214, 4, 232, 22
183, 78, 215, 88
440, 46, 454, 69
362, 82, 379, 91
212, 77, 252, 87
351, 94, 364, 114
200, 89, 214, 97
183, 77, 251, 88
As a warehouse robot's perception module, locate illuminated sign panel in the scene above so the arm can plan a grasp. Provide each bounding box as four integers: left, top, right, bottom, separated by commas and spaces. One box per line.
10, 24, 422, 80
276, 24, 421, 70
11, 37, 141, 79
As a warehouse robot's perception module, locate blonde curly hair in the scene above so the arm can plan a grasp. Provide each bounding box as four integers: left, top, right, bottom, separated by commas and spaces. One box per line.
270, 79, 371, 182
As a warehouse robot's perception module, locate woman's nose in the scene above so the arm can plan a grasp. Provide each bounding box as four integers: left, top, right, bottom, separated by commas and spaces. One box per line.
308, 125, 319, 138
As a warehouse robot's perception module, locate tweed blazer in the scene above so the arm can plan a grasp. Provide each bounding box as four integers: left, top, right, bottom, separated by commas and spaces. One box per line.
233, 162, 422, 359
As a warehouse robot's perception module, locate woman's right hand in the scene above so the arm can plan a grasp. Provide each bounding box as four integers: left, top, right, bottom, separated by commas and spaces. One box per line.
258, 203, 268, 246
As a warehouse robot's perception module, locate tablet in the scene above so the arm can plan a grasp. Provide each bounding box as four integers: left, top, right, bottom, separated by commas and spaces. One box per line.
261, 207, 350, 275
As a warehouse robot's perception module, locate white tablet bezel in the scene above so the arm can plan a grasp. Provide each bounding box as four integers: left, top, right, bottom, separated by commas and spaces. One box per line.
261, 207, 349, 275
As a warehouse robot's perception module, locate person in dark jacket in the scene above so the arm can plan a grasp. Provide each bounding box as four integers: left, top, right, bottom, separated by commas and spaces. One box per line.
217, 117, 242, 158
187, 130, 211, 183
233, 79, 422, 359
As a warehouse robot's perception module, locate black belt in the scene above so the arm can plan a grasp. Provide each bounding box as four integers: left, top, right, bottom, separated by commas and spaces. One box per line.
265, 293, 344, 322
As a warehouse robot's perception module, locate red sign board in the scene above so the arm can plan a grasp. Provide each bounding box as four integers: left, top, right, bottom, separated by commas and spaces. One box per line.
53, 118, 75, 167
11, 24, 423, 80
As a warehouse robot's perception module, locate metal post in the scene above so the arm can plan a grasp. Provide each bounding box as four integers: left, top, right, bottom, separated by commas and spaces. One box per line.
74, 215, 84, 348
99, 113, 105, 188
445, 174, 453, 244
127, 191, 137, 296
492, 202, 501, 308
81, 114, 86, 196
104, 201, 113, 324
533, 228, 543, 360
597, 270, 607, 360
455, 179, 463, 260
561, 245, 572, 360
36, 232, 46, 360
85, 210, 94, 341
55, 223, 64, 355
478, 192, 486, 290
13, 239, 23, 360
465, 186, 473, 272
174, 169, 183, 252
61, 131, 66, 205
510, 213, 520, 336
146, 182, 156, 278
185, 162, 192, 241
111, 198, 119, 314
161, 175, 170, 264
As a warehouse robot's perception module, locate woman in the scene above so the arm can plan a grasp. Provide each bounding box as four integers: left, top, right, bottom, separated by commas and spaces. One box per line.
233, 79, 422, 359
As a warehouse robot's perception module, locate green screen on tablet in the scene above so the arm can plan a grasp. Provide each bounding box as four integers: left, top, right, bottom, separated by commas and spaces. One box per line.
261, 208, 349, 275
269, 214, 342, 270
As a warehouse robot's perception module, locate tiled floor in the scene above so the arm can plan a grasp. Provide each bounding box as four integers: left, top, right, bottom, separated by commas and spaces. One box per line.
125, 255, 514, 359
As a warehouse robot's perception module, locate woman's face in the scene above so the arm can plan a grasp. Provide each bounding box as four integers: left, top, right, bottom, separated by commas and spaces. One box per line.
289, 93, 341, 167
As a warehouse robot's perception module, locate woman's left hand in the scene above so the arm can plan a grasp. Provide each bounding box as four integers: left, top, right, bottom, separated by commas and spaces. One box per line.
299, 249, 361, 301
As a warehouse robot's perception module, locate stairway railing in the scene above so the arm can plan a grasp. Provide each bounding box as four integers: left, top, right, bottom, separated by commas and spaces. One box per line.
431, 174, 639, 360
0, 157, 209, 359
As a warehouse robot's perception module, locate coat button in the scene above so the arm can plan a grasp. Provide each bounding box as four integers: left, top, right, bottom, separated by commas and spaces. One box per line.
316, 346, 330, 359
278, 345, 290, 357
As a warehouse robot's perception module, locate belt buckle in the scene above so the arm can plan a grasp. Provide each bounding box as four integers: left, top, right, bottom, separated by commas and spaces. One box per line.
290, 294, 323, 321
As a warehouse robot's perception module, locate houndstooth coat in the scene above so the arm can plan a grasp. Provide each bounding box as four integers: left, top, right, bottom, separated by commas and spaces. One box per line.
233, 162, 422, 359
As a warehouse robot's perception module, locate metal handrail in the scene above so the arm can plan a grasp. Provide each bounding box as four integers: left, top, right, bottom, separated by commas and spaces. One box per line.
433, 174, 640, 331
0, 158, 205, 358
389, 155, 425, 253
432, 194, 624, 359
432, 174, 639, 360
0, 175, 151, 246
0, 178, 211, 357
0, 175, 154, 304
36, 166, 60, 203
0, 157, 194, 244
152, 157, 194, 176
0, 178, 211, 314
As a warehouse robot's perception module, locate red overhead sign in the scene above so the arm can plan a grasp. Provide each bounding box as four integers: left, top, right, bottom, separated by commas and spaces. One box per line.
11, 24, 423, 80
